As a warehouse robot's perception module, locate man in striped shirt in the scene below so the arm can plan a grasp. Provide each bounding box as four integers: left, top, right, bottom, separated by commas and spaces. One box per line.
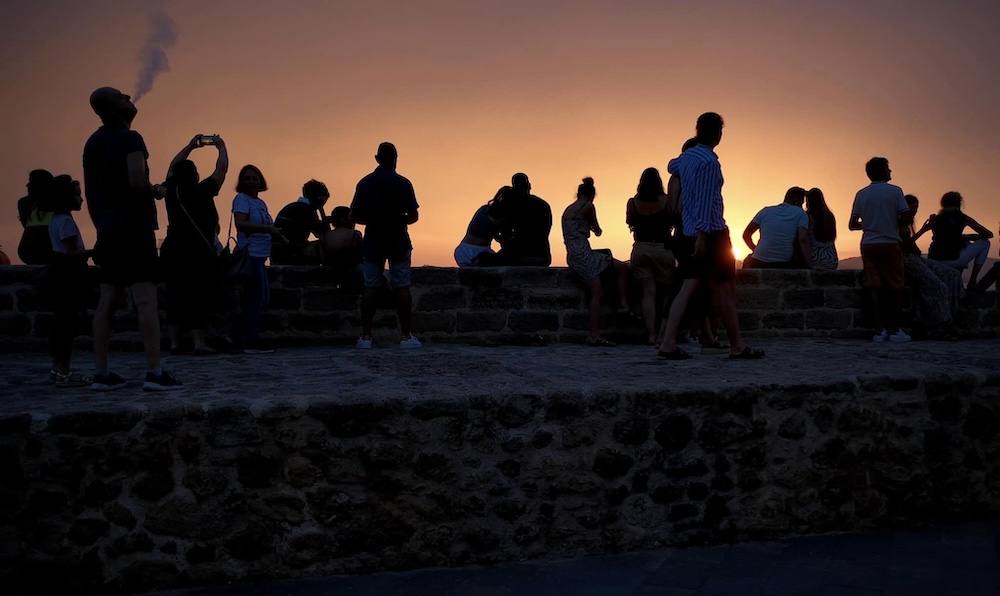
657, 112, 764, 360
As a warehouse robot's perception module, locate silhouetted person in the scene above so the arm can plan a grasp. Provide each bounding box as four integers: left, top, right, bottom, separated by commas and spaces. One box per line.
350, 142, 421, 348
805, 188, 839, 271
493, 173, 552, 266
913, 191, 994, 290
83, 86, 181, 391
742, 186, 812, 269
272, 180, 331, 265
17, 169, 56, 264
42, 175, 92, 386
454, 186, 512, 266
657, 112, 763, 360
848, 157, 910, 342
161, 134, 229, 354
323, 206, 363, 291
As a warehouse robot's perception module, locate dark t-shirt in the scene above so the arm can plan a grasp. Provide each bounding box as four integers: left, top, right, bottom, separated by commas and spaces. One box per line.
503, 194, 552, 265
83, 125, 156, 232
162, 177, 221, 257
350, 167, 419, 260
275, 200, 324, 246
928, 210, 966, 262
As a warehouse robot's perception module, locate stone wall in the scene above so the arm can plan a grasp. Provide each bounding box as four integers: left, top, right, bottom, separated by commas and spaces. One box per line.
0, 265, 998, 350
1, 374, 998, 593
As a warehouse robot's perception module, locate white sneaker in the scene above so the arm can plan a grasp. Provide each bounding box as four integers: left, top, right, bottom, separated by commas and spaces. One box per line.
872, 330, 889, 342
356, 336, 373, 349
400, 335, 422, 349
888, 330, 911, 343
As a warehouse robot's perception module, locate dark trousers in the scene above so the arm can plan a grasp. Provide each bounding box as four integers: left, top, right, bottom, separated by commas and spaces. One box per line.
241, 257, 270, 346
45, 257, 88, 363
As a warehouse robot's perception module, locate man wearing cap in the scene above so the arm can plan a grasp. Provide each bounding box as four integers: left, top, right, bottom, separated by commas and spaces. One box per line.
83, 86, 182, 391
350, 142, 421, 348
741, 187, 813, 269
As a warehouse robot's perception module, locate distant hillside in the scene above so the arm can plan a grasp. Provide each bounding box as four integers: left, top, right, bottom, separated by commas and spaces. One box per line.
839, 256, 998, 285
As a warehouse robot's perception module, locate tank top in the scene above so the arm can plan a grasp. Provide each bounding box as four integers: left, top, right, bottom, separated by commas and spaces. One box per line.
465, 205, 495, 239
629, 198, 670, 244
928, 210, 965, 261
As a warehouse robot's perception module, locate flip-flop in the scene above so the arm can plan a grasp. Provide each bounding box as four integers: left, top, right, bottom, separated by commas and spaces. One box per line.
657, 348, 692, 360
729, 346, 765, 359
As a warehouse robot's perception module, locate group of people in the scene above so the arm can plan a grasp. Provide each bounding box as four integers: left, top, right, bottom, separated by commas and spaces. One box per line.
11, 89, 1000, 388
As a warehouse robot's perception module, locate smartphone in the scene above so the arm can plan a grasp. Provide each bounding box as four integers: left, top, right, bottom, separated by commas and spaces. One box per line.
198, 135, 217, 146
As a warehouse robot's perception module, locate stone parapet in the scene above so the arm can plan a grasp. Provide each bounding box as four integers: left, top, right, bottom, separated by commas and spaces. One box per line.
0, 265, 997, 350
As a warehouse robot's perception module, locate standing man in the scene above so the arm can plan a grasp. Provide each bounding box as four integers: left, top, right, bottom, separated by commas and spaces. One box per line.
656, 112, 763, 360
741, 186, 813, 269
849, 157, 911, 342
83, 86, 182, 390
350, 142, 421, 348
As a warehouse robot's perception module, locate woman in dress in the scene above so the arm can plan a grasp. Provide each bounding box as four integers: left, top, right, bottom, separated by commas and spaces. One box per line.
805, 188, 839, 271
232, 164, 284, 354
562, 177, 629, 347
900, 194, 963, 339
915, 191, 994, 290
626, 168, 677, 344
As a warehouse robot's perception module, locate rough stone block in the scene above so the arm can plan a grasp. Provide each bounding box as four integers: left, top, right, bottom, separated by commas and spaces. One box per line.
782, 289, 825, 309
825, 288, 865, 309
525, 290, 584, 311
302, 288, 358, 311
762, 312, 805, 329
15, 288, 50, 312
561, 311, 592, 331
470, 288, 524, 310
0, 265, 47, 284
737, 311, 762, 331
457, 311, 506, 332
761, 269, 810, 287
268, 288, 302, 311
412, 311, 456, 333
274, 267, 339, 288
507, 312, 559, 332
458, 268, 506, 288
47, 410, 142, 436
504, 268, 561, 287
287, 313, 342, 334
735, 269, 762, 286
416, 287, 468, 311
0, 314, 31, 337
810, 270, 860, 287
0, 292, 13, 312
961, 291, 997, 310
805, 309, 852, 330
737, 288, 780, 310
411, 267, 459, 285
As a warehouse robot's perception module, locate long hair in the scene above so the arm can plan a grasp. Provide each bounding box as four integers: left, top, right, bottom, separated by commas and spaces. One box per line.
235, 164, 268, 193
903, 194, 919, 236
939, 191, 963, 212
806, 188, 837, 243
636, 168, 664, 202
41, 175, 78, 213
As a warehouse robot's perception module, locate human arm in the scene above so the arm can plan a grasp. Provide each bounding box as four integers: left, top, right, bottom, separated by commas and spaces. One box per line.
625, 198, 635, 231
742, 221, 760, 252
586, 203, 602, 236
911, 215, 933, 242
166, 135, 200, 179
797, 226, 814, 269
404, 181, 419, 225
233, 195, 283, 238
964, 214, 995, 239
209, 136, 229, 188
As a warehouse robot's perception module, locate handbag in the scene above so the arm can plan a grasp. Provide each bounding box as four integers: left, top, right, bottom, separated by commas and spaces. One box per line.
176, 187, 253, 282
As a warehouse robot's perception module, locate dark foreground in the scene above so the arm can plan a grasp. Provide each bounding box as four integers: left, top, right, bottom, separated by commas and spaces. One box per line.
150, 520, 1000, 596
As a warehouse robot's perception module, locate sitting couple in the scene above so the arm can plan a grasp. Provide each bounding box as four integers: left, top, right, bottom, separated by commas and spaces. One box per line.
741, 187, 839, 271
454, 173, 552, 267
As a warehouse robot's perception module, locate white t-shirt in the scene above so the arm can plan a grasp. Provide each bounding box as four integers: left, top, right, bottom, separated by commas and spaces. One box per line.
751, 203, 808, 263
48, 213, 85, 254
851, 182, 908, 245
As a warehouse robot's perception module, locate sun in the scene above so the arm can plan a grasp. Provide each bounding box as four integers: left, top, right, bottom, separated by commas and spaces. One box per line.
731, 244, 745, 261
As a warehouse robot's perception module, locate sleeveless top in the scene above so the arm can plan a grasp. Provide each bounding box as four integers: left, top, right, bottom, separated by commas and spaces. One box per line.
928, 210, 965, 261
466, 205, 495, 239
629, 198, 670, 244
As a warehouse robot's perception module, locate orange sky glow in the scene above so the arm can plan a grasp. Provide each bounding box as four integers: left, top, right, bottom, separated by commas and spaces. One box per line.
2, 0, 998, 267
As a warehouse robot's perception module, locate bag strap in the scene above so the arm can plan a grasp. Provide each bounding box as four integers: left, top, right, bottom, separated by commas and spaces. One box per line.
175, 187, 218, 255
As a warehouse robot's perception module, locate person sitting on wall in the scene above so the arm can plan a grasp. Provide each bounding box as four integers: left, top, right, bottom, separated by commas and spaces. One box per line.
482, 173, 553, 266
914, 191, 994, 291
17, 169, 56, 265
323, 206, 363, 291
271, 179, 331, 265
741, 186, 813, 269
454, 186, 513, 267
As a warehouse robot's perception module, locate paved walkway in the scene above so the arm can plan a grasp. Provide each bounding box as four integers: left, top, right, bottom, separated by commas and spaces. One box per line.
147, 520, 1000, 595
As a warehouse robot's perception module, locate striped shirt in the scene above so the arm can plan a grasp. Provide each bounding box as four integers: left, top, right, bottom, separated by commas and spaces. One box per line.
667, 144, 727, 236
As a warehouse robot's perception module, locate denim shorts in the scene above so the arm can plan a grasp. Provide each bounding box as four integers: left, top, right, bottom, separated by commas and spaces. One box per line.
363, 253, 412, 288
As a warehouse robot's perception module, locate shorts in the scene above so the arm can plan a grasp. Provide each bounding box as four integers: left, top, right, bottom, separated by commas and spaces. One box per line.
93, 228, 159, 286
454, 242, 492, 267
630, 241, 675, 282
675, 230, 736, 283
860, 243, 904, 289
363, 252, 412, 288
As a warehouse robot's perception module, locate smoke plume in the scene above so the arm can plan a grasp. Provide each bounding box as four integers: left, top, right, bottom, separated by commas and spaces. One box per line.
133, 9, 178, 102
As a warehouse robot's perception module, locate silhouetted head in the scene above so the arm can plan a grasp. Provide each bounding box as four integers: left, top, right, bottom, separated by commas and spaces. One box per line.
302, 179, 330, 208
940, 191, 963, 211
900, 194, 920, 228
488, 186, 515, 221
44, 175, 82, 213
376, 142, 397, 169
577, 177, 596, 201
695, 112, 724, 147
512, 173, 531, 193
330, 206, 353, 228
681, 137, 698, 152
236, 165, 268, 195
26, 169, 54, 198
865, 157, 890, 182
783, 186, 807, 207
89, 87, 137, 127
173, 159, 200, 188
636, 168, 664, 202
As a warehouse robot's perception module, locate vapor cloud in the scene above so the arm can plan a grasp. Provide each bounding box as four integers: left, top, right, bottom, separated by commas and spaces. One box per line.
133, 9, 178, 102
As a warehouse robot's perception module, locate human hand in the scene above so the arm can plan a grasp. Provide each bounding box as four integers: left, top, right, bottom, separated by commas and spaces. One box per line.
153, 184, 167, 199
213, 135, 225, 148
268, 226, 284, 239
693, 233, 706, 258
188, 134, 201, 149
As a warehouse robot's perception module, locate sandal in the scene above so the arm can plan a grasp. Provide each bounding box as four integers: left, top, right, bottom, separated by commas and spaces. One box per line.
54, 371, 92, 388
729, 346, 765, 360
700, 339, 730, 354
586, 337, 617, 348
657, 347, 692, 360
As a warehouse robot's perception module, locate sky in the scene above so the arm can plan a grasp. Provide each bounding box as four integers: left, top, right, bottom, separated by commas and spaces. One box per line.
2, 0, 999, 266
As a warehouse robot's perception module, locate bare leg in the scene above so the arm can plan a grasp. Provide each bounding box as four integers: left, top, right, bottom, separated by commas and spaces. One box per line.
968, 262, 984, 287
93, 284, 117, 370
360, 287, 376, 337
883, 288, 901, 334
588, 277, 604, 340
615, 261, 629, 312
710, 280, 746, 355
396, 287, 413, 338
192, 329, 209, 351
639, 278, 657, 343
131, 282, 161, 370
657, 278, 701, 353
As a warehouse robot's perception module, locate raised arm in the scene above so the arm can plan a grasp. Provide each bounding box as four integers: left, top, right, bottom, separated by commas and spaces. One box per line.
166, 135, 200, 179
209, 136, 229, 188
911, 216, 933, 242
